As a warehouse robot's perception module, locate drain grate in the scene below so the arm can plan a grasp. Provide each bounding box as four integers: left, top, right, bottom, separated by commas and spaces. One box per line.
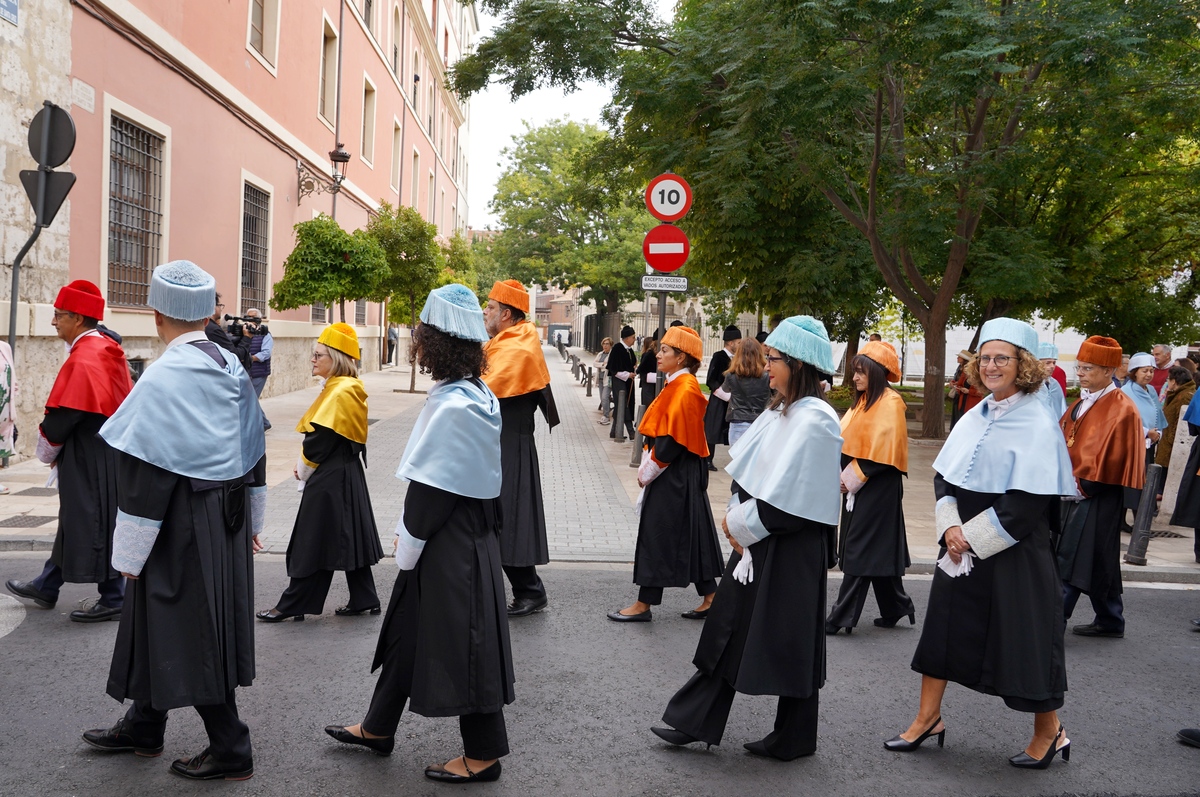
15, 487, 59, 497
0, 515, 57, 528
1147, 529, 1185, 539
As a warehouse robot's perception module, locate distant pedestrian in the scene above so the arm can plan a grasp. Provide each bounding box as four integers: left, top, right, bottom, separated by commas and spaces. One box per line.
1121, 352, 1167, 471
257, 324, 382, 622
387, 323, 399, 365
607, 326, 638, 440
888, 317, 1076, 769
609, 325, 723, 623
651, 315, 842, 760
1036, 342, 1068, 421
716, 337, 769, 448
826, 341, 914, 634
703, 326, 741, 470
241, 308, 272, 430
868, 332, 882, 342
947, 350, 982, 428
1150, 344, 1173, 396
594, 337, 613, 424
324, 284, 513, 784
637, 336, 660, 406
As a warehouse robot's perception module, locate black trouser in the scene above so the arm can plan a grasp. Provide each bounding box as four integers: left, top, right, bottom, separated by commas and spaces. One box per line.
826, 575, 914, 629
638, 579, 717, 606
274, 566, 378, 615
123, 691, 251, 762
662, 670, 819, 760
503, 565, 546, 602
609, 384, 636, 439
30, 559, 125, 607
1062, 583, 1125, 632
362, 641, 509, 759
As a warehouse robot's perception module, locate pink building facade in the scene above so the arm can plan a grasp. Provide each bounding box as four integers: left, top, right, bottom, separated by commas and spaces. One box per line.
63, 0, 475, 395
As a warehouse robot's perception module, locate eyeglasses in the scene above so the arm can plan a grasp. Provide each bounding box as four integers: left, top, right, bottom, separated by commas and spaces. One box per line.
1075, 365, 1098, 374
766, 355, 790, 365
311, 351, 329, 361
52, 310, 72, 320
978, 355, 1013, 366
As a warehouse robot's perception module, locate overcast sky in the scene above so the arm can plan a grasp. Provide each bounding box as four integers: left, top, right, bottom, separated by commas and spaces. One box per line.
465, 2, 675, 229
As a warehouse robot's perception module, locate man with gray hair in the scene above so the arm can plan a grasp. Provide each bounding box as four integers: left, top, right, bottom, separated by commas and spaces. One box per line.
239, 308, 273, 431
1151, 344, 1173, 397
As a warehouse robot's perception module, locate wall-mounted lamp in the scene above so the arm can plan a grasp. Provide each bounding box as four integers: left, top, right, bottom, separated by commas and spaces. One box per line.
297, 143, 352, 203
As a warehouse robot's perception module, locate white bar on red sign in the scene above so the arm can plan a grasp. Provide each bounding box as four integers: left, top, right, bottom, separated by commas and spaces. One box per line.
648, 243, 685, 254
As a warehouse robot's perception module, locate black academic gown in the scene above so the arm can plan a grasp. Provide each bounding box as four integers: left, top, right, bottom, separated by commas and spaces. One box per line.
837, 455, 910, 577
497, 392, 550, 568
107, 453, 265, 711
372, 481, 515, 717
637, 350, 658, 406
693, 483, 833, 697
634, 435, 725, 588
703, 350, 733, 452
1057, 479, 1124, 601
606, 344, 638, 418
286, 424, 383, 577
41, 408, 120, 583
1170, 422, 1200, 528
911, 475, 1066, 713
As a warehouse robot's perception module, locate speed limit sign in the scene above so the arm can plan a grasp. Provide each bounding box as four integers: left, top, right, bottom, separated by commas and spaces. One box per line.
645, 174, 693, 222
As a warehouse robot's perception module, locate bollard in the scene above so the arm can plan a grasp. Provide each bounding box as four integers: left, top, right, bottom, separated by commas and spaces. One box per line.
629, 405, 648, 467
1125, 463, 1164, 565
614, 387, 627, 443
585, 366, 593, 397
571, 356, 579, 379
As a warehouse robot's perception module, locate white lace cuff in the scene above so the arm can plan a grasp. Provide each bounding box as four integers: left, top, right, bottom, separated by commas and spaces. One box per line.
36, 431, 61, 464
726, 494, 770, 548
249, 485, 267, 537
111, 510, 163, 576
394, 517, 425, 571
296, 456, 316, 482
637, 450, 665, 485
960, 506, 1018, 560
935, 496, 963, 544
841, 461, 867, 495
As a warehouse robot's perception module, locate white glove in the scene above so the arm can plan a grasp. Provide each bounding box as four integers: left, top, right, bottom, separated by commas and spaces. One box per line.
634, 486, 646, 517
936, 550, 975, 578
845, 493, 855, 512
732, 547, 754, 584
44, 465, 58, 489
616, 371, 632, 381
394, 517, 425, 571
645, 372, 657, 384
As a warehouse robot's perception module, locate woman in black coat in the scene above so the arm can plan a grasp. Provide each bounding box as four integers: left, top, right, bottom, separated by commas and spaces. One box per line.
325, 283, 514, 784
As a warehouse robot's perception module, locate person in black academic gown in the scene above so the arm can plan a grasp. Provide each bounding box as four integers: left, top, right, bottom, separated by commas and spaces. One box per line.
325, 283, 513, 785
607, 326, 639, 440
257, 324, 382, 622
702, 326, 741, 471
637, 335, 660, 406
651, 315, 843, 760
1169, 397, 1200, 564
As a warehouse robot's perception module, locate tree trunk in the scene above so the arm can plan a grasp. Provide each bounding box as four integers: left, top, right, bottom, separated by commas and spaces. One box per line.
841, 325, 863, 387
408, 289, 417, 393
920, 307, 950, 439
602, 289, 620, 315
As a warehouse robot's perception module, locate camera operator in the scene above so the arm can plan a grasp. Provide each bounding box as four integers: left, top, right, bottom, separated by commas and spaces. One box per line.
206, 292, 253, 371
238, 308, 273, 431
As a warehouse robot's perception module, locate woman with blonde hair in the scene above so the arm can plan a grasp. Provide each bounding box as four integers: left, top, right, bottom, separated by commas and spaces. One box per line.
257, 323, 383, 621
715, 337, 770, 448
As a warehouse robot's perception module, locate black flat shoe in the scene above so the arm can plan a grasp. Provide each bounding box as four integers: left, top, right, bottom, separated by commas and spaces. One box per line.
743, 739, 812, 760
825, 621, 852, 635
256, 608, 304, 623
507, 596, 548, 617
334, 605, 381, 616
707, 463, 719, 472
1009, 725, 1070, 769
607, 608, 652, 622
1071, 623, 1122, 638
70, 603, 122, 623
874, 612, 916, 628
424, 757, 501, 783
681, 608, 710, 620
169, 749, 253, 780
5, 579, 56, 609
884, 718, 946, 752
651, 726, 709, 749
1177, 728, 1200, 748
82, 718, 164, 757
1191, 618, 1200, 629
325, 725, 394, 755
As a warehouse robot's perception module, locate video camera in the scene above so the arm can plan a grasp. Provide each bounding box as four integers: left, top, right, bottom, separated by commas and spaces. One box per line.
224, 314, 267, 338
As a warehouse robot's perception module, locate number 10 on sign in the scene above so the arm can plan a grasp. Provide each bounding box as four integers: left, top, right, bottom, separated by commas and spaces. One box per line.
645, 174, 693, 222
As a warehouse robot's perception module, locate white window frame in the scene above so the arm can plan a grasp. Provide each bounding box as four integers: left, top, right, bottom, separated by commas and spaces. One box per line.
317, 13, 338, 132
410, 149, 421, 210
245, 0, 281, 74
361, 72, 377, 167
390, 118, 402, 193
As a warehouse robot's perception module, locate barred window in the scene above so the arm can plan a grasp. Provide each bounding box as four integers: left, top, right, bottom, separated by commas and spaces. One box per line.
311, 302, 327, 323
355, 299, 367, 325
108, 116, 165, 307
241, 183, 270, 312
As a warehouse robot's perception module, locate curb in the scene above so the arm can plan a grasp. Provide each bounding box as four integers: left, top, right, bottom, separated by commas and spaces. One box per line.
0, 539, 53, 552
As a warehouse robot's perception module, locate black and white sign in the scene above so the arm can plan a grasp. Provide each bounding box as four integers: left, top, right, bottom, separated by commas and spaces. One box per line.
641, 274, 688, 292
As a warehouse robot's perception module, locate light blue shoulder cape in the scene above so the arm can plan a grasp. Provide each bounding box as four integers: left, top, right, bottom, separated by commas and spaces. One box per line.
933, 391, 1075, 496
100, 342, 266, 481
725, 396, 843, 525
1121, 382, 1167, 430
396, 378, 501, 499
1036, 378, 1068, 422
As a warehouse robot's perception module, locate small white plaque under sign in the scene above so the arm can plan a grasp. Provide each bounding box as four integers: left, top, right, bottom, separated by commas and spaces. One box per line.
641, 275, 688, 292
72, 79, 95, 113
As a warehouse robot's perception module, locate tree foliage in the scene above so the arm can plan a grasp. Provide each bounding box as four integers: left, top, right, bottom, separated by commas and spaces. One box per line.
367, 202, 440, 326
271, 214, 388, 316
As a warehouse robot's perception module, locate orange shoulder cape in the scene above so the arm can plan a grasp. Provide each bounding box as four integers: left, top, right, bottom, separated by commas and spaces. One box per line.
296, 375, 368, 444
482, 321, 551, 399
1061, 389, 1145, 490
637, 372, 709, 459
45, 333, 132, 417
840, 388, 909, 473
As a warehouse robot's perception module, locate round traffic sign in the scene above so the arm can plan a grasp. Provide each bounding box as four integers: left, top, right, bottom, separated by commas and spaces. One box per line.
27, 103, 76, 169
643, 224, 690, 273
645, 174, 692, 222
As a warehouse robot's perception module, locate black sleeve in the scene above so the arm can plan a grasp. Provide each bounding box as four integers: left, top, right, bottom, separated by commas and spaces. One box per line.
706, 352, 729, 391
39, 407, 90, 446
651, 434, 687, 465
636, 351, 656, 378
301, 424, 345, 465
1189, 423, 1200, 436
115, 451, 179, 522
933, 473, 957, 502
205, 321, 235, 351
855, 458, 900, 479
753, 498, 809, 536
982, 491, 1048, 544
248, 454, 267, 488
402, 480, 461, 541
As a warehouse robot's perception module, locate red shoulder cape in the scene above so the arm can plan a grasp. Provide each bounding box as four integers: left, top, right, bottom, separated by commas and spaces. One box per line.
45, 334, 132, 417
638, 372, 710, 460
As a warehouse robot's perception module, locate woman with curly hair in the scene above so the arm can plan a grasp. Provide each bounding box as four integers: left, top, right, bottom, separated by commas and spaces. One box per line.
325, 284, 514, 784
886, 318, 1077, 769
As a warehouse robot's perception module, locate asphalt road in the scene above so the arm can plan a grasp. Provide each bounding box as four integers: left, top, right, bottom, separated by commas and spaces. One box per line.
0, 553, 1197, 797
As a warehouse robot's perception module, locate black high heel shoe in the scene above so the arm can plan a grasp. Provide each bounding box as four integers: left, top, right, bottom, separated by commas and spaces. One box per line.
825, 621, 852, 635
874, 612, 916, 628
884, 717, 946, 752
325, 725, 395, 755
651, 726, 712, 750
1008, 725, 1070, 769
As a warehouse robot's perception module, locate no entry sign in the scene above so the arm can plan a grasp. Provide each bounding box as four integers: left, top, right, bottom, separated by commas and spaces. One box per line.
645, 174, 692, 222
643, 224, 690, 272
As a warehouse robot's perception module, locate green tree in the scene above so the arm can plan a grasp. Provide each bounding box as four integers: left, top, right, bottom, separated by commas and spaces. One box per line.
271, 214, 388, 321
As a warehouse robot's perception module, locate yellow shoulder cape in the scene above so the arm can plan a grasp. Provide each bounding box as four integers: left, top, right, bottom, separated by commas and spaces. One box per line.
296, 375, 369, 444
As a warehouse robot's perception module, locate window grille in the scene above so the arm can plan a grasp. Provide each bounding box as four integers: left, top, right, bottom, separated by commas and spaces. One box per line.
107, 116, 164, 307
311, 302, 327, 323
241, 183, 270, 312
355, 299, 367, 325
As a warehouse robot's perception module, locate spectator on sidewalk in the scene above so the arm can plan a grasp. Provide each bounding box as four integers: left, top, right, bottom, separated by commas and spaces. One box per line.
637, 335, 660, 407
703, 326, 741, 471
482, 280, 560, 618
387, 323, 399, 365
1058, 336, 1145, 640
241, 308, 273, 431
205, 292, 252, 371
6, 280, 132, 622
1121, 353, 1167, 514
716, 337, 769, 448
947, 350, 983, 429
256, 324, 382, 622
607, 326, 638, 440
609, 325, 723, 623
1156, 366, 1194, 479
594, 337, 613, 424
1037, 342, 1069, 421
1151, 344, 1173, 396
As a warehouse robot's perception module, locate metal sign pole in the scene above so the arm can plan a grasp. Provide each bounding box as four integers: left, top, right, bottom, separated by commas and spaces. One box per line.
656, 288, 667, 397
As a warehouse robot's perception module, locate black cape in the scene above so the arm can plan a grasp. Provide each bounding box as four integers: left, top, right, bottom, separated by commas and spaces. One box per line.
41, 408, 120, 583
107, 452, 265, 710
911, 475, 1066, 713
634, 435, 725, 588
703, 350, 733, 450
837, 455, 910, 577
287, 424, 383, 577
497, 392, 550, 568
693, 483, 834, 697
1170, 428, 1200, 528
372, 481, 515, 717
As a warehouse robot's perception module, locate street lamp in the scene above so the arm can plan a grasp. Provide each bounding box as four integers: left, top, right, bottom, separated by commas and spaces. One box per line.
297, 142, 352, 203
